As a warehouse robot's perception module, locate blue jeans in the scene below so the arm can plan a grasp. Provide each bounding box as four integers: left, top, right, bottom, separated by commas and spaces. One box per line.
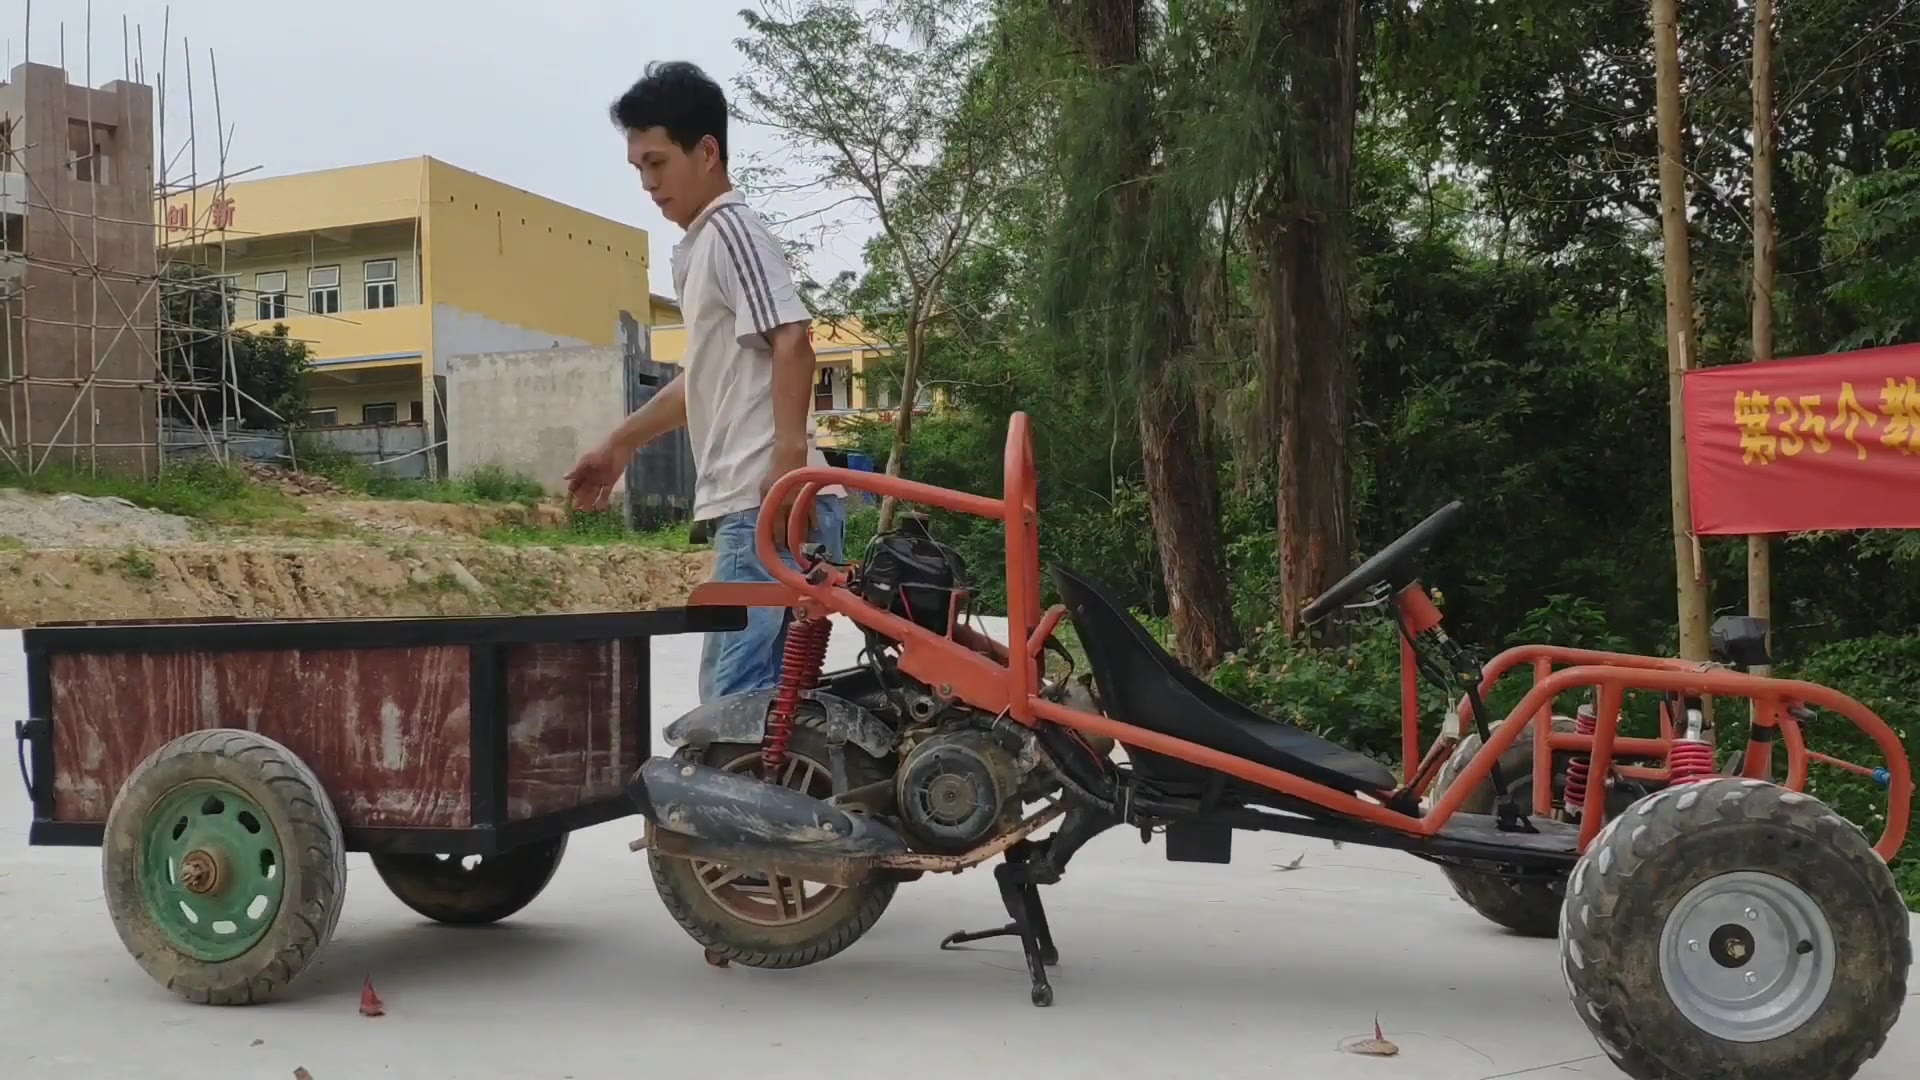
698, 494, 847, 704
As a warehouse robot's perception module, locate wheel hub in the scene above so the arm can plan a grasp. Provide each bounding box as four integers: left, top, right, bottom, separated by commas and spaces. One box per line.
178, 849, 224, 895
1658, 870, 1836, 1043
138, 781, 286, 963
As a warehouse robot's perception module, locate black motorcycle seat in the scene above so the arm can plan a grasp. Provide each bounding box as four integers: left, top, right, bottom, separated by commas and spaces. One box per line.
1051, 565, 1398, 796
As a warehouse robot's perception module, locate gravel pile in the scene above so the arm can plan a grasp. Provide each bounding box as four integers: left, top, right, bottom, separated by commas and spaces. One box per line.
0, 490, 197, 548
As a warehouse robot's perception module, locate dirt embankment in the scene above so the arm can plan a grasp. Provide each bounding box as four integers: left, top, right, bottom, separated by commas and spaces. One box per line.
0, 490, 715, 628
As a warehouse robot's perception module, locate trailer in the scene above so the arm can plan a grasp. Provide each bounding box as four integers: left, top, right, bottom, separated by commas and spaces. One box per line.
10, 606, 740, 1004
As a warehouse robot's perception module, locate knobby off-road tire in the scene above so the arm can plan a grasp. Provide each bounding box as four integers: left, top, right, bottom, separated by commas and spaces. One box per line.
371, 836, 568, 926
103, 729, 347, 1005
1432, 714, 1580, 937
1559, 778, 1910, 1080
647, 726, 897, 969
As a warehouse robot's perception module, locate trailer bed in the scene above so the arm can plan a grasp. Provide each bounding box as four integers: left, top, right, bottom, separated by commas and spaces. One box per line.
16, 606, 742, 855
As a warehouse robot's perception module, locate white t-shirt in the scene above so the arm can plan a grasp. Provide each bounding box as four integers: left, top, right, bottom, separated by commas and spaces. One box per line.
670, 191, 842, 522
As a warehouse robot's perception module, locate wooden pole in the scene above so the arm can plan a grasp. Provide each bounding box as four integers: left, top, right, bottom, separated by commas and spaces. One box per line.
1651, 0, 1714, 679
1749, 0, 1777, 683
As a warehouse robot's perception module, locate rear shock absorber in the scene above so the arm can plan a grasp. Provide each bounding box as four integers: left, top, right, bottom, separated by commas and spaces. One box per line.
1563, 703, 1598, 816
763, 615, 833, 781
1666, 696, 1717, 785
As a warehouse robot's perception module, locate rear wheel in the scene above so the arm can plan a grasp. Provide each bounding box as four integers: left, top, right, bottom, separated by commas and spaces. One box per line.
1560, 778, 1908, 1079
647, 726, 896, 968
1430, 714, 1637, 937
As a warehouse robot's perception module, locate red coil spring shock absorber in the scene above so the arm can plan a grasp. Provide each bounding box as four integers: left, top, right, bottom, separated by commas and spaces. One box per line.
1563, 704, 1598, 815
1666, 696, 1717, 785
763, 615, 832, 781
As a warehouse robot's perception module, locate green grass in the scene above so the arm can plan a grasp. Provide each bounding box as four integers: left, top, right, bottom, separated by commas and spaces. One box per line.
0, 456, 301, 523
297, 439, 546, 505
485, 509, 698, 550
113, 548, 158, 580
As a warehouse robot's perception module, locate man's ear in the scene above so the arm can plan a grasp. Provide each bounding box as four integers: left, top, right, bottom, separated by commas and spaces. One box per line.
701, 134, 723, 172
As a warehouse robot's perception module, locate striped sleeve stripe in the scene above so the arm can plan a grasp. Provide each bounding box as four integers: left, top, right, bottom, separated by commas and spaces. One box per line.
715, 205, 784, 331
708, 207, 776, 333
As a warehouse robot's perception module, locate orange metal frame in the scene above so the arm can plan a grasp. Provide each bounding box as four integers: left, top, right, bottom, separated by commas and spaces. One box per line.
693, 412, 1913, 862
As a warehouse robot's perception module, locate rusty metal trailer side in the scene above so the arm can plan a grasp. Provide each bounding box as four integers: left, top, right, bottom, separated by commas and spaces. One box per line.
15, 607, 743, 856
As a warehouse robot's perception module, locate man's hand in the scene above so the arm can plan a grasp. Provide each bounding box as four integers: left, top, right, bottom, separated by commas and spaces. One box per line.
761, 434, 813, 555
564, 440, 625, 512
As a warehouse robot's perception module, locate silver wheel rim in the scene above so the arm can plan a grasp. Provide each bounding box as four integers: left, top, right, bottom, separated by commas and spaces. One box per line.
1657, 870, 1836, 1042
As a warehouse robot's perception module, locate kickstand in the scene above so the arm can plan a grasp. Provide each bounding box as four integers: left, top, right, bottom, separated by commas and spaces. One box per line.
939, 843, 1058, 1006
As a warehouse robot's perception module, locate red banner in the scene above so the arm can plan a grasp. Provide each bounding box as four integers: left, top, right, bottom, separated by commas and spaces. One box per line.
1683, 341, 1920, 535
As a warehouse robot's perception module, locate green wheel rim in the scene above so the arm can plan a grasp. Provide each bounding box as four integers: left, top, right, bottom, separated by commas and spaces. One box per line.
139, 780, 286, 962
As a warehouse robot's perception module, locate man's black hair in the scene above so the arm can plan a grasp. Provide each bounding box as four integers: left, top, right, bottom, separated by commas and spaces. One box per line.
610, 62, 729, 161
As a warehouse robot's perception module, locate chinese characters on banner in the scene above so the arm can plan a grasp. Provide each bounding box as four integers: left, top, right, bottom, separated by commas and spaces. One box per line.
1683, 341, 1920, 535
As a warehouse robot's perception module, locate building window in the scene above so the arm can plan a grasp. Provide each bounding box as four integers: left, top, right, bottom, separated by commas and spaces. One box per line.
216, 274, 242, 325
307, 407, 338, 427
66, 121, 112, 184
815, 367, 835, 413
362, 402, 398, 425
308, 266, 341, 315
255, 271, 287, 320
365, 259, 398, 309
409, 400, 424, 423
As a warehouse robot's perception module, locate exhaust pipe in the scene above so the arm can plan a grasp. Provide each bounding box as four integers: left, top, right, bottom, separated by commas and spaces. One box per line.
626, 756, 908, 885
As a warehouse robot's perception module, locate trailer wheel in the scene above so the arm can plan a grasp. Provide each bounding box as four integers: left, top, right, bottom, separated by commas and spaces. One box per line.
1560, 778, 1909, 1080
102, 729, 347, 1005
647, 726, 896, 969
371, 836, 568, 925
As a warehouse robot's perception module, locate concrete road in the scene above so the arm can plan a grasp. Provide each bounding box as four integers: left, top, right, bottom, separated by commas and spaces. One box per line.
2, 623, 1914, 1079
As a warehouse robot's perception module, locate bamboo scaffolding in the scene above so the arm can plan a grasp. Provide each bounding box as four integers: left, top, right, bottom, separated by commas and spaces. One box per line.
1, 5, 274, 476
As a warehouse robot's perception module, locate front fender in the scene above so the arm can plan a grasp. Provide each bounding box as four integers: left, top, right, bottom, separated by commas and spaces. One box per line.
661, 689, 897, 760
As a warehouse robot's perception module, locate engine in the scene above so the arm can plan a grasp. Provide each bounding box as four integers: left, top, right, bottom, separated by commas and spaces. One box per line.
894, 728, 1030, 854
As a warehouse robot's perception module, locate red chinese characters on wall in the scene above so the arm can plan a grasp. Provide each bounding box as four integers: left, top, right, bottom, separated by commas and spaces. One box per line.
163, 196, 236, 234
1684, 341, 1920, 535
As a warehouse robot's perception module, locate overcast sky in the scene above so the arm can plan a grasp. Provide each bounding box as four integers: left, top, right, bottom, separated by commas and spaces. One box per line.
6, 0, 873, 297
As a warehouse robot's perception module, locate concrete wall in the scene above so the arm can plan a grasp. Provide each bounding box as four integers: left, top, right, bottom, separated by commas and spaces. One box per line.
444, 345, 627, 495
430, 305, 587, 377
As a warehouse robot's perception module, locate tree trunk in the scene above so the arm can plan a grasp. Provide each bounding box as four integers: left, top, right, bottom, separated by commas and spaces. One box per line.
1257, 0, 1361, 639
1650, 0, 1714, 675
1748, 0, 1776, 683
877, 295, 929, 533
1139, 362, 1241, 669
1057, 0, 1241, 669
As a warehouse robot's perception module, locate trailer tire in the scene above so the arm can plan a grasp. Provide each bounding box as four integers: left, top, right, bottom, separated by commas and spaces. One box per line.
371, 836, 567, 925
103, 729, 347, 1005
647, 727, 896, 969
1560, 778, 1909, 1080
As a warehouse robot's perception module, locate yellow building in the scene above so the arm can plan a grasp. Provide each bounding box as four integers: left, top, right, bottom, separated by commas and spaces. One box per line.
651, 316, 931, 449
160, 157, 675, 467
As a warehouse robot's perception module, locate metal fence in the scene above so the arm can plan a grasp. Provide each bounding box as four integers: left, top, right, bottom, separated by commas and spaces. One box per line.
620, 312, 696, 530
162, 421, 432, 480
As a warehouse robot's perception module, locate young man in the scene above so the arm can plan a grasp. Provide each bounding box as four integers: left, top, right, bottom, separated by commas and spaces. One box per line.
566, 61, 844, 704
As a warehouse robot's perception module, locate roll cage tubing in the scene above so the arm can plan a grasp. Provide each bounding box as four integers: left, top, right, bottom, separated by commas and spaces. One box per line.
708, 412, 1911, 861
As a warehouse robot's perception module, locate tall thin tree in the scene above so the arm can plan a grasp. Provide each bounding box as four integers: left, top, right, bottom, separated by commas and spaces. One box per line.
1650, 0, 1715, 678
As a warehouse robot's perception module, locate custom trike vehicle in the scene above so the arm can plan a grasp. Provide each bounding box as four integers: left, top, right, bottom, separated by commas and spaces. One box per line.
628, 412, 1912, 1080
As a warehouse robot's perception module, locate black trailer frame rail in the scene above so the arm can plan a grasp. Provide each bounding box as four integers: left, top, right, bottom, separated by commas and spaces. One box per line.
17, 606, 745, 855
